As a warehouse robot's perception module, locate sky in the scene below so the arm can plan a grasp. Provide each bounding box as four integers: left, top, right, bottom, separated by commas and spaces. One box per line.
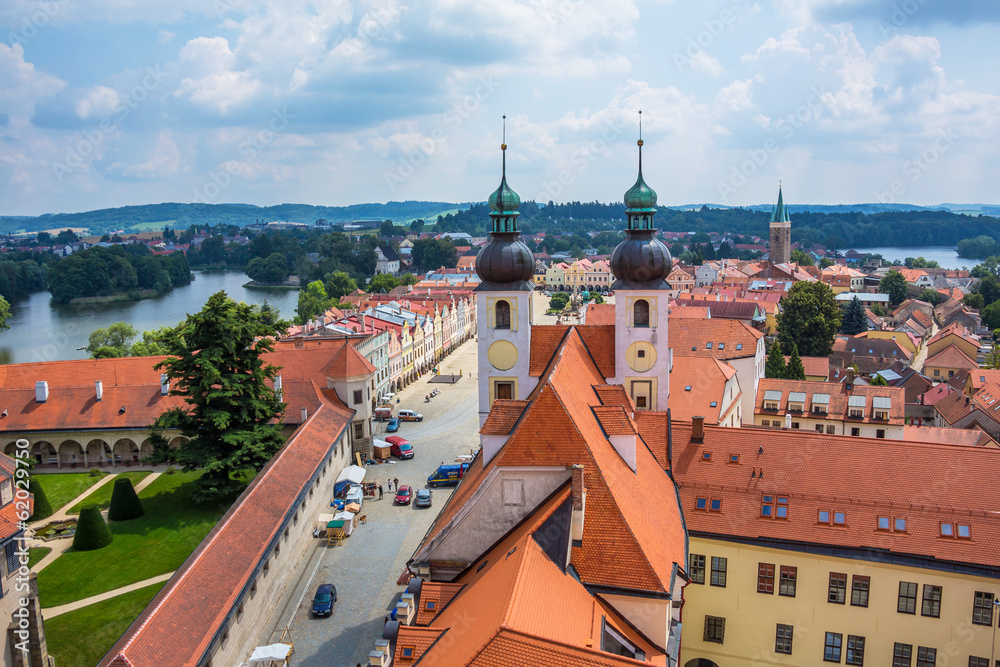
1, 0, 998, 216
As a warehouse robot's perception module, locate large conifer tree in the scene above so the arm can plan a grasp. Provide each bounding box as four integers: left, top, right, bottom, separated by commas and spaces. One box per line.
765, 340, 787, 379
786, 342, 807, 381
841, 295, 868, 335
149, 291, 288, 502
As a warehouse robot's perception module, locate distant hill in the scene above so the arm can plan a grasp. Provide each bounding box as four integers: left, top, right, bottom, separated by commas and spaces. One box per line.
676, 203, 949, 214
0, 201, 472, 236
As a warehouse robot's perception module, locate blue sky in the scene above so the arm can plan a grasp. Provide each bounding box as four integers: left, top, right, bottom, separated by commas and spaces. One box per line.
1, 0, 998, 215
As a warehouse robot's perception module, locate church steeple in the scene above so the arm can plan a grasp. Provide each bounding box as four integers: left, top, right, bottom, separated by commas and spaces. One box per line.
624, 110, 658, 230
768, 182, 792, 265
771, 182, 790, 224
487, 116, 521, 233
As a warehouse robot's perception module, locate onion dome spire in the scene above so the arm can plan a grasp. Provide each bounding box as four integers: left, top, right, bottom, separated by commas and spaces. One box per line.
771, 181, 790, 223
610, 110, 671, 290
475, 116, 534, 290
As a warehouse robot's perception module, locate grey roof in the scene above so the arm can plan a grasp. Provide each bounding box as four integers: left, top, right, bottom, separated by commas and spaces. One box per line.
763, 390, 783, 402
848, 395, 867, 407
787, 392, 807, 403
377, 245, 400, 261
812, 393, 831, 404
873, 396, 893, 409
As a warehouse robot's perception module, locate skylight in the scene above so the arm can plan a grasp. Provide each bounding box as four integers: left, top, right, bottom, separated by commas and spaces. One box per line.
736, 343, 743, 350
710, 401, 718, 407
685, 385, 692, 391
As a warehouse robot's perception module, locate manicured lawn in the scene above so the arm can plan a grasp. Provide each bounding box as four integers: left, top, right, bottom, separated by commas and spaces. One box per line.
31, 472, 107, 516
46, 582, 163, 667
28, 547, 51, 569
67, 471, 152, 514
36, 471, 232, 608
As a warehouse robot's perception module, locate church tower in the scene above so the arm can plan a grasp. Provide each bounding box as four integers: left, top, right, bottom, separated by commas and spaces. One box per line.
769, 184, 791, 265
609, 114, 672, 411
475, 119, 536, 425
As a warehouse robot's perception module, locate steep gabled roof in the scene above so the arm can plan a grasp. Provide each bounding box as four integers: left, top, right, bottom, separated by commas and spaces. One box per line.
924, 344, 979, 371
320, 340, 377, 378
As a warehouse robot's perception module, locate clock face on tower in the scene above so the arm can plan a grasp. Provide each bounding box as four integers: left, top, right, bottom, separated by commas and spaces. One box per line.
488, 340, 519, 371
625, 341, 657, 373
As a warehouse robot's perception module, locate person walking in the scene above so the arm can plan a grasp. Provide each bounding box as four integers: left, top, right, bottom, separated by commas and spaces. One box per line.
387, 478, 392, 491
393, 477, 399, 490
378, 484, 384, 500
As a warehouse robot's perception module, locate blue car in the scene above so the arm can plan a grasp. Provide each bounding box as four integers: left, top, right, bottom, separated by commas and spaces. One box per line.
386, 417, 400, 433
311, 583, 337, 617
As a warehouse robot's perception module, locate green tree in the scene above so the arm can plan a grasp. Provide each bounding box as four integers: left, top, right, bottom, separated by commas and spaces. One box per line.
550, 292, 570, 311
776, 281, 843, 357
869, 373, 889, 386
918, 288, 942, 306
590, 293, 604, 304
411, 238, 458, 270
130, 326, 174, 357
964, 292, 986, 310
879, 270, 909, 306
323, 271, 358, 300
148, 292, 288, 503
410, 219, 425, 234
73, 505, 114, 551
398, 273, 420, 286
765, 339, 787, 379
973, 273, 1000, 307
295, 280, 330, 325
0, 296, 9, 331
108, 477, 144, 521
982, 301, 1000, 331
367, 273, 400, 294
785, 342, 806, 380
841, 296, 868, 335
28, 477, 53, 521
380, 220, 396, 238
87, 322, 139, 358
790, 249, 814, 266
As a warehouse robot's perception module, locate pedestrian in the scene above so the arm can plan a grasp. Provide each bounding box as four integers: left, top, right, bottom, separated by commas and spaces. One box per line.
387, 478, 392, 491
394, 477, 399, 489
378, 484, 384, 500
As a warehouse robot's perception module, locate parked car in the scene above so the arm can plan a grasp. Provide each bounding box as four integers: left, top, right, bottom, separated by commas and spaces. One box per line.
374, 406, 392, 421
415, 489, 432, 508
397, 409, 424, 422
394, 485, 413, 505
386, 417, 400, 433
385, 436, 413, 459
311, 583, 337, 617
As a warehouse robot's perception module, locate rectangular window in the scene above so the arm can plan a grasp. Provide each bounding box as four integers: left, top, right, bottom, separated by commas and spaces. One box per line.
921, 585, 942, 618
829, 573, 847, 604
916, 647, 936, 667
815, 424, 825, 432
851, 576, 870, 607
898, 582, 918, 614
775, 624, 793, 654
825, 632, 843, 662
826, 424, 835, 434
779, 566, 797, 597
689, 554, 705, 584
353, 389, 362, 405
761, 495, 789, 518
495, 382, 514, 400
353, 422, 364, 439
710, 557, 727, 587
851, 427, 860, 436
758, 563, 775, 594
973, 592, 995, 625
703, 616, 725, 644
876, 429, 886, 438
4, 542, 16, 577
846, 635, 865, 666
879, 516, 891, 530
893, 643, 913, 667
761, 420, 770, 426
968, 658, 989, 667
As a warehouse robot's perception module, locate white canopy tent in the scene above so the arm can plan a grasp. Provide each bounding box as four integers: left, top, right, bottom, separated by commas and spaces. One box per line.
335, 465, 366, 485
248, 643, 293, 663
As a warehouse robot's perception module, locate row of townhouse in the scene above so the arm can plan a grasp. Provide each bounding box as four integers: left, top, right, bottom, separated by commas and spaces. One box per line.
542, 258, 613, 292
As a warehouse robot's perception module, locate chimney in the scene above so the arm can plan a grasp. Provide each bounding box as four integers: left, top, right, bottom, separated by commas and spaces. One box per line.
275, 374, 283, 398
95, 381, 103, 401
570, 464, 586, 545
35, 381, 48, 403
160, 374, 169, 396
301, 407, 308, 422
784, 412, 792, 429
691, 416, 705, 443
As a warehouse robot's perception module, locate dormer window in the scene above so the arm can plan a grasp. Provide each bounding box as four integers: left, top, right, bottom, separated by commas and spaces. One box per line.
812, 394, 830, 414
847, 395, 866, 419
633, 299, 650, 328
787, 392, 806, 413
761, 495, 788, 518
762, 390, 781, 412
873, 396, 891, 421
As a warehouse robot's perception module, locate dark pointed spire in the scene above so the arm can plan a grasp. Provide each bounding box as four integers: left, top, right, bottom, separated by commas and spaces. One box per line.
771, 182, 790, 223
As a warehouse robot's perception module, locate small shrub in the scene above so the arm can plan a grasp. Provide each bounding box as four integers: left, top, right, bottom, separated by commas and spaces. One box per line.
89, 468, 102, 477
107, 478, 144, 521
28, 478, 54, 522
165, 466, 176, 475
72, 505, 113, 551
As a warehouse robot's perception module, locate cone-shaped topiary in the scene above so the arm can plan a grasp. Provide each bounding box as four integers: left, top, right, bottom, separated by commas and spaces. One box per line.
73, 504, 113, 551
28, 477, 54, 522
108, 477, 144, 521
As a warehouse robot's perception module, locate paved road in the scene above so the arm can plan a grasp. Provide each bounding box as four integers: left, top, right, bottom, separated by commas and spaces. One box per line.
267, 340, 481, 666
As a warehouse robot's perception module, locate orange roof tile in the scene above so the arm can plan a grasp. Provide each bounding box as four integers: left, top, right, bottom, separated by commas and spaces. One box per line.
529, 326, 571, 376
924, 344, 979, 371
669, 357, 739, 424
785, 355, 829, 378
480, 400, 530, 435
575, 326, 615, 379
669, 319, 762, 359
414, 582, 464, 625
592, 406, 637, 436
592, 385, 633, 410
394, 626, 446, 664
585, 303, 615, 325
756, 378, 905, 425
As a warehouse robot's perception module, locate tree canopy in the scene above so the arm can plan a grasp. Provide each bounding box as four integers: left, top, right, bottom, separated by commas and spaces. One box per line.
776, 281, 842, 357
841, 295, 868, 335
148, 291, 289, 503
46, 245, 191, 304
245, 252, 290, 284
411, 238, 458, 271
295, 280, 334, 325
367, 273, 400, 294
879, 270, 908, 306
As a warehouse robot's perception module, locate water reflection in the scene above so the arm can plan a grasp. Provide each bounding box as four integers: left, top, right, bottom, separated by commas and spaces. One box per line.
0, 270, 299, 365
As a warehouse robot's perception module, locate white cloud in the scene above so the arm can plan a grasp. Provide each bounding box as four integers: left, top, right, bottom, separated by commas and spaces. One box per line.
0, 44, 66, 118
691, 51, 724, 77
174, 37, 260, 114
158, 30, 176, 43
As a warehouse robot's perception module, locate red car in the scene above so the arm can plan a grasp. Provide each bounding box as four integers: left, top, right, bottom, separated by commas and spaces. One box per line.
394, 485, 413, 505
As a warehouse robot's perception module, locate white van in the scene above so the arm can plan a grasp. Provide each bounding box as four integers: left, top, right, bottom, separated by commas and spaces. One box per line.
397, 409, 424, 422
345, 484, 364, 508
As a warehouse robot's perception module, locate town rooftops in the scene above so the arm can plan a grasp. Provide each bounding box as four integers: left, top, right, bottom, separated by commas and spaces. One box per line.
669, 357, 740, 424
670, 318, 763, 359
671, 420, 1000, 572
756, 378, 904, 425
924, 345, 979, 372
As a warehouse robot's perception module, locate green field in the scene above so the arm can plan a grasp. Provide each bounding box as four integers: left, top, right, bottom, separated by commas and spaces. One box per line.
32, 473, 108, 517
46, 582, 163, 667
68, 471, 152, 514
28, 547, 51, 569
36, 471, 231, 607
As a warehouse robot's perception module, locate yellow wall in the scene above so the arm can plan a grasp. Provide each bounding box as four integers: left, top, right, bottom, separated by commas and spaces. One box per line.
927, 336, 978, 361
867, 330, 917, 354
925, 363, 967, 382
681, 536, 1000, 667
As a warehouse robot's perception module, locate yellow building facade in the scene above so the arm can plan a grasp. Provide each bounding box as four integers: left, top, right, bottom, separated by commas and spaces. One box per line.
682, 536, 1000, 667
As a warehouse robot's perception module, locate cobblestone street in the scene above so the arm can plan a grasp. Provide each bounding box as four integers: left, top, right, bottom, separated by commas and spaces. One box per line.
264, 339, 481, 666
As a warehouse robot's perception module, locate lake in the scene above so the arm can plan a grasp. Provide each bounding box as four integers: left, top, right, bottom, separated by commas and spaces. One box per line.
847, 246, 982, 271
0, 270, 299, 365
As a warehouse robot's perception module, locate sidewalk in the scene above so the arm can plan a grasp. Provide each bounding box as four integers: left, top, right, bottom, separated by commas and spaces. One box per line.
41, 572, 174, 619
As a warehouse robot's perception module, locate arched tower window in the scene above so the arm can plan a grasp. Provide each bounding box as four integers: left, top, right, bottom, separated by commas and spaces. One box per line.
633, 299, 650, 328
495, 300, 511, 329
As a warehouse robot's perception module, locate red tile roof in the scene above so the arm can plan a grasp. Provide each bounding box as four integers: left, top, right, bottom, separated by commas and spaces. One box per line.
669, 319, 762, 359
669, 357, 739, 424
584, 303, 615, 325
924, 344, 979, 371
756, 378, 905, 425
671, 421, 1000, 569
480, 400, 530, 435
592, 406, 636, 436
